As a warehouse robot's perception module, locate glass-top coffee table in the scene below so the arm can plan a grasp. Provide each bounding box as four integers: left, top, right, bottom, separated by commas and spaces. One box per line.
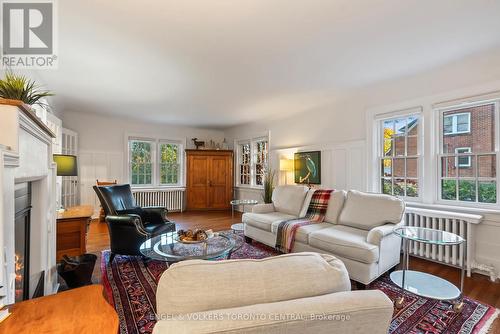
391, 226, 466, 312
139, 231, 243, 262
230, 199, 259, 232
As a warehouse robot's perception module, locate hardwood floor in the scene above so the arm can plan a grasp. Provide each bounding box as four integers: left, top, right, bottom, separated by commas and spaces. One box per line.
87, 210, 499, 333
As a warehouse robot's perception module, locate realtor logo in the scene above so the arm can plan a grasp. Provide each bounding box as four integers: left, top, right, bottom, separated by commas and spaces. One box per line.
1, 0, 57, 68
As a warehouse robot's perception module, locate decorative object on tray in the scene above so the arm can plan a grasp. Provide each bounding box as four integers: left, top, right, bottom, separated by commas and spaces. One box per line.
294, 151, 321, 184
176, 229, 214, 243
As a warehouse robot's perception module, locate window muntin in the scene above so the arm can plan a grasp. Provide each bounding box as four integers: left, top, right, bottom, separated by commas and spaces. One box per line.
129, 140, 153, 185
236, 137, 269, 187
380, 115, 420, 198
443, 112, 471, 135
439, 103, 497, 204
159, 142, 180, 185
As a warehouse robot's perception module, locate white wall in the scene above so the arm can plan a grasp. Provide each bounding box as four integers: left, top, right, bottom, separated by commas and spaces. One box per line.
224, 47, 500, 279
225, 47, 500, 150
62, 110, 225, 209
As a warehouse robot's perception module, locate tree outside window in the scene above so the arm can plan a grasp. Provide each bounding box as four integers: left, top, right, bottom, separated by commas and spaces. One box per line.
380, 115, 420, 198
160, 143, 179, 185
130, 140, 153, 185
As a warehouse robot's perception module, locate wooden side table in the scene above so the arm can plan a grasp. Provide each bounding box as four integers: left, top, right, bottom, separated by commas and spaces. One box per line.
0, 285, 118, 334
56, 205, 93, 261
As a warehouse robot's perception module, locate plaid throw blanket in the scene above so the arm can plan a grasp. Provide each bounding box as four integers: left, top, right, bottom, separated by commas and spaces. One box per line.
275, 189, 333, 253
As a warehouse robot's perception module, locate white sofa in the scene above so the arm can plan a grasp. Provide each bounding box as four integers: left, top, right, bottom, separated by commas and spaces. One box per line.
243, 186, 405, 285
154, 252, 393, 334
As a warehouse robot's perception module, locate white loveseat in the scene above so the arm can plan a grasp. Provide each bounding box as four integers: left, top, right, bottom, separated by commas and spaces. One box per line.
243, 186, 405, 285
153, 252, 393, 334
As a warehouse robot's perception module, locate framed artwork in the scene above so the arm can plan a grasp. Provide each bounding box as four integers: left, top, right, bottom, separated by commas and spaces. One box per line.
294, 151, 321, 184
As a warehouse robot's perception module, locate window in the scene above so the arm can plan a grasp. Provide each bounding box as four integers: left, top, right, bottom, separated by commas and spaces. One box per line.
254, 139, 269, 186
129, 139, 153, 185
455, 147, 471, 168
236, 136, 269, 187
439, 102, 497, 204
239, 142, 251, 185
379, 114, 420, 198
159, 142, 180, 185
128, 137, 183, 187
443, 112, 470, 135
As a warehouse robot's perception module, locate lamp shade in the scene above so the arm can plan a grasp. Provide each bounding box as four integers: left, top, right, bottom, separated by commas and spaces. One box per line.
53, 154, 78, 176
280, 158, 294, 172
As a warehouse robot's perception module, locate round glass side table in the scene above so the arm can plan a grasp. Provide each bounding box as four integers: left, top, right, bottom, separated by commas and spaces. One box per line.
230, 199, 259, 232
392, 226, 466, 312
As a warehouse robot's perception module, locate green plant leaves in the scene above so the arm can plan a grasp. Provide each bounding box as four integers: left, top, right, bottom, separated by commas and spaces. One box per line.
0, 71, 53, 106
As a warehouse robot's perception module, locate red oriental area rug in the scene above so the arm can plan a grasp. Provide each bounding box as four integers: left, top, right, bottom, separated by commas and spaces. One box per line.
101, 232, 498, 334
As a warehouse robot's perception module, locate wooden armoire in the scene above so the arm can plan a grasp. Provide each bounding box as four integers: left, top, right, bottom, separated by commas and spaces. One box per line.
186, 150, 234, 210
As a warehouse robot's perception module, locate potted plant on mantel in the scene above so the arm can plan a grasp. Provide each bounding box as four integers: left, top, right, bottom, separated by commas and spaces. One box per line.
0, 72, 55, 150
0, 71, 53, 108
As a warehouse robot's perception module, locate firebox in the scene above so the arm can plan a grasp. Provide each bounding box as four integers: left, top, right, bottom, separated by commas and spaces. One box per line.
14, 182, 31, 302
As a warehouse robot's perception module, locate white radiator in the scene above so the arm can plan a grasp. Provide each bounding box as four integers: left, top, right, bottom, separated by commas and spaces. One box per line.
132, 188, 185, 212
404, 207, 483, 277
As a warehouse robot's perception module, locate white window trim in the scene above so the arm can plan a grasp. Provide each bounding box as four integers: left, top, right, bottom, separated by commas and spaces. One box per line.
436, 100, 500, 208
455, 147, 472, 168
125, 135, 185, 189
375, 109, 423, 202
443, 112, 471, 135
235, 134, 270, 189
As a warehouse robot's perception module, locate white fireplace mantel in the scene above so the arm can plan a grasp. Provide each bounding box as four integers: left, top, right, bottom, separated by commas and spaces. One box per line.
0, 100, 57, 306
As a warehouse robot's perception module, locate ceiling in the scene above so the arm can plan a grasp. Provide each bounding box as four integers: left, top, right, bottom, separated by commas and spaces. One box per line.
32, 0, 500, 128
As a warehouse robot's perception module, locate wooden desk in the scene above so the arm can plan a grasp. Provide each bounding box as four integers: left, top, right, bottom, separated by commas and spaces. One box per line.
0, 285, 118, 334
56, 205, 93, 261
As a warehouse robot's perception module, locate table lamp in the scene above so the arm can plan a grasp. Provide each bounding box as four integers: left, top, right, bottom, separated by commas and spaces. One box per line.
53, 154, 78, 176
280, 158, 294, 185
53, 154, 78, 211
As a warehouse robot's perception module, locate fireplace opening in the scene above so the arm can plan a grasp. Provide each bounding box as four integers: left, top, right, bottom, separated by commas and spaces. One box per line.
14, 182, 31, 302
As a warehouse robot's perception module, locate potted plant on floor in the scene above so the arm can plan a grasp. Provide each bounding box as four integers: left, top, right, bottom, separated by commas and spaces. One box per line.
262, 168, 276, 204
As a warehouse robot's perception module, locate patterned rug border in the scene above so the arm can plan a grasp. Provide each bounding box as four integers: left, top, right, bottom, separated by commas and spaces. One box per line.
475, 308, 499, 334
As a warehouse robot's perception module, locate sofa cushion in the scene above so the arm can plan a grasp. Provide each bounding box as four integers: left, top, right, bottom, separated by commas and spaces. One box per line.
324, 190, 346, 224
271, 221, 332, 243
156, 252, 351, 316
309, 225, 379, 264
338, 190, 404, 231
272, 185, 309, 216
242, 212, 296, 231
